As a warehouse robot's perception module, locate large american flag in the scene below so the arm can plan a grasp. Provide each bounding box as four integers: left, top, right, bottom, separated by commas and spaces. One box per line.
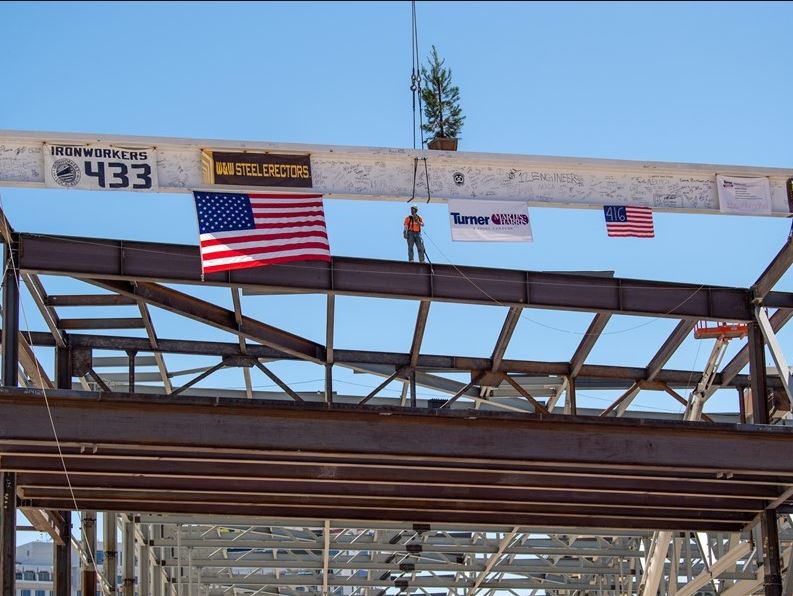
603, 205, 655, 238
193, 191, 331, 273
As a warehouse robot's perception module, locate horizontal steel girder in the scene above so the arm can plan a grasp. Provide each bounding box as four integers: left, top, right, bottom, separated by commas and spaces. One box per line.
16, 233, 777, 321
2, 129, 793, 215
2, 387, 793, 531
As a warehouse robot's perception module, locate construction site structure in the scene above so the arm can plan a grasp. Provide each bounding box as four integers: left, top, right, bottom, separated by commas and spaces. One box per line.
0, 131, 793, 595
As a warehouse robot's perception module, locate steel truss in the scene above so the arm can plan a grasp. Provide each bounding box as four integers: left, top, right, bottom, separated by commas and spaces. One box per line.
2, 217, 793, 594
26, 515, 793, 595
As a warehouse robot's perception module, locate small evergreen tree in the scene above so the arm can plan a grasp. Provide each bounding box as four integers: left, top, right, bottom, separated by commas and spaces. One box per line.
420, 46, 465, 140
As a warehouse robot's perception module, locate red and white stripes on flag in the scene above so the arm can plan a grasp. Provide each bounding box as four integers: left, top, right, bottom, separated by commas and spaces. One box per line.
193, 191, 331, 273
603, 205, 655, 238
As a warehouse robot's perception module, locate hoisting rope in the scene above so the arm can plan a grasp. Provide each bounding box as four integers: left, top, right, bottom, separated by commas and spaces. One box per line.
410, 0, 425, 150
408, 2, 432, 204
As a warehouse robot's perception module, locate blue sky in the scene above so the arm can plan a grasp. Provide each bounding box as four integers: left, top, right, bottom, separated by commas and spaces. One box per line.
2, 1, 793, 432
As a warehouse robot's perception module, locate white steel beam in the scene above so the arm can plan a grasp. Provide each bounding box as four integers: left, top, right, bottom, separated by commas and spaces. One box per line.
122, 514, 135, 596
722, 544, 792, 596
469, 528, 518, 595
675, 540, 751, 596
1, 129, 792, 215
757, 306, 793, 408
638, 530, 673, 596
781, 543, 793, 596
322, 520, 330, 596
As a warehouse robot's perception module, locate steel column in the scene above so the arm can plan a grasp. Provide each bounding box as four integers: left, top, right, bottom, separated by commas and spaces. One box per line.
0, 473, 14, 596
566, 376, 577, 415
53, 346, 72, 596
127, 350, 136, 394
749, 322, 784, 595
1, 236, 19, 596
2, 234, 19, 387
325, 364, 333, 404
760, 510, 783, 596
139, 528, 150, 596
749, 323, 769, 425
53, 511, 71, 596
81, 510, 97, 596
123, 514, 135, 596
153, 561, 163, 596
104, 512, 117, 594
55, 345, 72, 390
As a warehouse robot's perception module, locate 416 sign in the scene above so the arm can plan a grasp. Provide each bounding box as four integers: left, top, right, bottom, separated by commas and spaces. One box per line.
44, 143, 158, 191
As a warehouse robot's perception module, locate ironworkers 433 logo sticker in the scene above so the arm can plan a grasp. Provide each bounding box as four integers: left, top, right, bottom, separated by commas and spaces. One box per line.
43, 143, 158, 191
50, 158, 81, 187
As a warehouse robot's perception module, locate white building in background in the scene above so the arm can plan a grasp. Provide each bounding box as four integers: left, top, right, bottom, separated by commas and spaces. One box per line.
15, 540, 106, 596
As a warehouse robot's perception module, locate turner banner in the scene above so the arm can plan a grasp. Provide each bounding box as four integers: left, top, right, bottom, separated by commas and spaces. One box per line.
448, 199, 533, 242
43, 143, 157, 191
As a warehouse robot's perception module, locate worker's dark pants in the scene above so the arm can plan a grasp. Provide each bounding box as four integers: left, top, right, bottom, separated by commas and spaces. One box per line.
407, 231, 426, 263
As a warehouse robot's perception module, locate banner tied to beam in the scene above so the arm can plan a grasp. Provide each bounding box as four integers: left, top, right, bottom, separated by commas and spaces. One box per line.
716, 175, 772, 215
202, 150, 312, 188
448, 199, 533, 242
44, 143, 158, 191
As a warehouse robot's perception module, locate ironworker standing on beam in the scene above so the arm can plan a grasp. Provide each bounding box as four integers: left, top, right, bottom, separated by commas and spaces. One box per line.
404, 205, 426, 263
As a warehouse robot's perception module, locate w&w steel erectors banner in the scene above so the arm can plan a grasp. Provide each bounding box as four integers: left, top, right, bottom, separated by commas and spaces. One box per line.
448, 199, 533, 242
43, 143, 158, 191
716, 175, 771, 215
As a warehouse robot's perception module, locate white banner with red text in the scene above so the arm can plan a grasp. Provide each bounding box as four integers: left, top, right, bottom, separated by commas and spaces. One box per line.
448, 199, 533, 242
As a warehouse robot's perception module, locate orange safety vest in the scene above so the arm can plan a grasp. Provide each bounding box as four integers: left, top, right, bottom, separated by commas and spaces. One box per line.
404, 215, 423, 232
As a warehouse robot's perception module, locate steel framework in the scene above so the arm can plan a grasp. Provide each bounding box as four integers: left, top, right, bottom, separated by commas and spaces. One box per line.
2, 215, 793, 594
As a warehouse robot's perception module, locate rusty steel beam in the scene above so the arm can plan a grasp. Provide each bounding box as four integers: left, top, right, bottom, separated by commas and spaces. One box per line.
57, 317, 144, 330
90, 279, 325, 363
14, 498, 740, 532
22, 273, 65, 347
646, 320, 696, 381
570, 313, 611, 378
409, 301, 431, 369
253, 361, 304, 403
16, 490, 752, 528
752, 236, 793, 300
11, 474, 771, 512
45, 294, 137, 307
490, 307, 523, 372
16, 233, 768, 321
11, 330, 780, 392
600, 383, 641, 417
503, 375, 549, 414
5, 457, 784, 500
2, 387, 793, 475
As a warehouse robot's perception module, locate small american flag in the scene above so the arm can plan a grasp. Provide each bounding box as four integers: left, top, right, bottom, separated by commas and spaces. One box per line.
193, 191, 331, 273
603, 205, 655, 238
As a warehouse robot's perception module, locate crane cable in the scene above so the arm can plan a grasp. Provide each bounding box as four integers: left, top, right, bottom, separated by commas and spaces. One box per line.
408, 2, 432, 203
410, 0, 425, 150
